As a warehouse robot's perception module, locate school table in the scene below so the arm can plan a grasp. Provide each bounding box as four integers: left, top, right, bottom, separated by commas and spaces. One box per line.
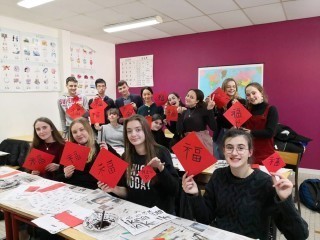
0, 167, 253, 240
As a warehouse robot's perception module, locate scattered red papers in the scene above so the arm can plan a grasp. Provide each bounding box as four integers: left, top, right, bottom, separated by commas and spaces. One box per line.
60, 142, 90, 171
90, 148, 128, 188
55, 211, 83, 227
154, 92, 168, 106
0, 171, 20, 179
166, 106, 178, 122
145, 116, 152, 128
66, 104, 86, 120
138, 166, 156, 183
90, 98, 108, 109
223, 102, 252, 127
89, 108, 105, 124
119, 104, 135, 119
172, 132, 217, 176
23, 149, 55, 172
37, 183, 66, 192
210, 87, 230, 108
25, 186, 40, 192
262, 152, 286, 173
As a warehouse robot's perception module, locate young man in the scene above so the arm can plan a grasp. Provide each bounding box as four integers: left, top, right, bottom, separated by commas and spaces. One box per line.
57, 76, 88, 139
115, 80, 143, 122
88, 78, 115, 125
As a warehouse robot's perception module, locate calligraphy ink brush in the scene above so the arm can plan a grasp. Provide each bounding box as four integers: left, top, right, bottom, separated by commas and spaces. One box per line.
99, 210, 105, 230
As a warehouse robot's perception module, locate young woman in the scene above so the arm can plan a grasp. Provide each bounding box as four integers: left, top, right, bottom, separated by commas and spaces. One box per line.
176, 89, 216, 154
98, 114, 179, 214
182, 129, 308, 240
214, 78, 246, 159
95, 108, 124, 148
30, 117, 65, 180
242, 82, 278, 164
61, 117, 119, 189
151, 114, 169, 148
137, 86, 164, 117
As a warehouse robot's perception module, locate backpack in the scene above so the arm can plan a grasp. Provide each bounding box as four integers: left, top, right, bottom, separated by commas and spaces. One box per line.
299, 179, 320, 212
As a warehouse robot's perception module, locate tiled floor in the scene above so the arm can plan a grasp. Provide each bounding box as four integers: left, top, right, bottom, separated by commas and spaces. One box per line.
0, 172, 318, 240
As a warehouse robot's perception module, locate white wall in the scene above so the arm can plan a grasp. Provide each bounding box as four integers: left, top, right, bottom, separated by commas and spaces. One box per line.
0, 16, 115, 142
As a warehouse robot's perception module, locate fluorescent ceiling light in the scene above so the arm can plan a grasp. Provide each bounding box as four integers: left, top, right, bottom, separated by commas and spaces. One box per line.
103, 16, 163, 33
17, 0, 54, 9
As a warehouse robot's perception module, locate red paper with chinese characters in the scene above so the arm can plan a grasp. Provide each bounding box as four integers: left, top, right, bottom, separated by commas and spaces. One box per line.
54, 211, 83, 227
90, 98, 108, 109
138, 165, 156, 183
66, 104, 86, 120
89, 148, 128, 188
89, 108, 105, 124
172, 132, 217, 176
60, 142, 90, 171
154, 92, 168, 106
23, 149, 55, 172
210, 87, 230, 108
119, 104, 135, 119
166, 105, 178, 122
145, 116, 152, 128
262, 152, 286, 173
223, 102, 252, 127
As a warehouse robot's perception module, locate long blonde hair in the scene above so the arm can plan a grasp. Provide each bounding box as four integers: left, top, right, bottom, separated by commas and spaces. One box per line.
69, 117, 96, 163
221, 78, 240, 100
123, 114, 160, 181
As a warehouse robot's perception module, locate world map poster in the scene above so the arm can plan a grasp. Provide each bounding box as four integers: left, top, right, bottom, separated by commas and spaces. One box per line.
198, 64, 263, 99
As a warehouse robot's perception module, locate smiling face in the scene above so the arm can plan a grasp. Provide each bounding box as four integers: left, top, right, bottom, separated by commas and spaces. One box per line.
224, 136, 252, 169
225, 80, 237, 97
71, 122, 89, 145
185, 90, 198, 108
151, 119, 163, 131
245, 86, 264, 105
66, 80, 78, 96
34, 121, 54, 143
117, 83, 129, 97
168, 93, 180, 106
126, 120, 146, 149
142, 89, 153, 104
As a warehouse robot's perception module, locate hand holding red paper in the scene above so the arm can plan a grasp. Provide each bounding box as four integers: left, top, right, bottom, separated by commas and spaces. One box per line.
138, 165, 156, 183
89, 108, 105, 124
172, 132, 217, 176
23, 149, 55, 173
119, 104, 135, 119
66, 104, 86, 120
210, 87, 230, 108
262, 152, 286, 173
90, 148, 128, 188
166, 105, 178, 121
223, 102, 252, 127
60, 142, 90, 171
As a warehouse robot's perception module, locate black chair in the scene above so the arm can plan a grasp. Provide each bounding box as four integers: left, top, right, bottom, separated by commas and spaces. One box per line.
0, 139, 30, 168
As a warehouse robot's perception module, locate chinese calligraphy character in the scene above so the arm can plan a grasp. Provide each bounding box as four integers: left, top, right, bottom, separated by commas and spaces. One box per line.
107, 160, 115, 174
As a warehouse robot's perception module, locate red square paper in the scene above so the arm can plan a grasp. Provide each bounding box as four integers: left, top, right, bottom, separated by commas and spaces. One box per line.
55, 211, 83, 227
23, 149, 55, 172
154, 92, 168, 106
172, 132, 217, 176
90, 148, 128, 188
89, 108, 105, 124
119, 104, 135, 119
210, 87, 230, 108
166, 106, 178, 122
138, 166, 156, 183
90, 98, 108, 109
145, 116, 152, 128
262, 152, 286, 173
37, 183, 65, 192
60, 142, 90, 171
66, 104, 86, 120
223, 102, 252, 127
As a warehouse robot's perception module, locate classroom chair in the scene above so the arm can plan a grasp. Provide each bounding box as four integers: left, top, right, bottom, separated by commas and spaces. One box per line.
0, 139, 30, 168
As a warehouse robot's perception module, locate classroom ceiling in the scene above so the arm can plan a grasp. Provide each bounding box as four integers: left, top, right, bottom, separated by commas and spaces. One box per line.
0, 0, 319, 44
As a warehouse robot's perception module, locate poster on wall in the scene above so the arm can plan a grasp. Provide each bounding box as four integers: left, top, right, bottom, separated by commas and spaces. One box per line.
198, 64, 263, 99
120, 55, 153, 87
70, 43, 96, 95
0, 27, 59, 92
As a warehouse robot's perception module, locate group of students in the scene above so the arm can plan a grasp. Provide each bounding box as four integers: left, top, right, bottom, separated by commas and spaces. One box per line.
24, 76, 308, 240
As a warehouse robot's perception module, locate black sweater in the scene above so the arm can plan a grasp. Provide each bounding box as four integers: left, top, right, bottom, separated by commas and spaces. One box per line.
188, 167, 309, 240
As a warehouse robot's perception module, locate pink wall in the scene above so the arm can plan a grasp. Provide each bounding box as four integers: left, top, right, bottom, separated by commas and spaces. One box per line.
116, 17, 320, 170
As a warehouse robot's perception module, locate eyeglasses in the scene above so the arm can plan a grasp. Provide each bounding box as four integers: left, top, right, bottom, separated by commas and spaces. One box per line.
224, 145, 249, 154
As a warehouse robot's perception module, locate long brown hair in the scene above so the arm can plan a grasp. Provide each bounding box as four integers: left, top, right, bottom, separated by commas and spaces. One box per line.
245, 82, 268, 109
69, 117, 96, 163
32, 117, 64, 149
123, 114, 160, 181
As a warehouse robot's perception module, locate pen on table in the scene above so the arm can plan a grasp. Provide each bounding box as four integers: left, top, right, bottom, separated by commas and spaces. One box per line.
99, 210, 105, 230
